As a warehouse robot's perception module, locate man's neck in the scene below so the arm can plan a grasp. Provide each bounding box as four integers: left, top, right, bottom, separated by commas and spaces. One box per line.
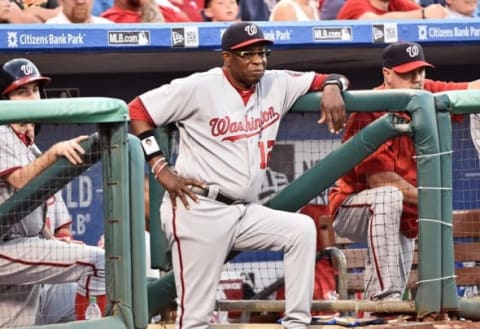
222, 67, 255, 92
115, 1, 140, 11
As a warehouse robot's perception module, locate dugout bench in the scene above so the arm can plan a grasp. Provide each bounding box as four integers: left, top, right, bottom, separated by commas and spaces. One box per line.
330, 208, 480, 298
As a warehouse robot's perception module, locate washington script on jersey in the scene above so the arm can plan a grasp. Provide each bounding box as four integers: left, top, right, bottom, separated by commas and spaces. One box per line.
209, 107, 280, 142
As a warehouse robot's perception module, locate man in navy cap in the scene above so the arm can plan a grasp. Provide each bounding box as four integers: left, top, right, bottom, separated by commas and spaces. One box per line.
329, 41, 480, 303
129, 21, 349, 329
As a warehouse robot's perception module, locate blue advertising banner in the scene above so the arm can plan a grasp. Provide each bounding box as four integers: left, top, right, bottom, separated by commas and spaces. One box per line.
62, 164, 104, 245
1, 20, 480, 53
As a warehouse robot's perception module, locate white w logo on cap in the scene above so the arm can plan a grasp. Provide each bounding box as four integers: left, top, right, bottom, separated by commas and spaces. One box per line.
244, 24, 258, 36
20, 63, 35, 75
406, 45, 419, 58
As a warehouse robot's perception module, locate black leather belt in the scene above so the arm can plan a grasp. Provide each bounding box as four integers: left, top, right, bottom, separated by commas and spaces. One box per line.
190, 186, 237, 205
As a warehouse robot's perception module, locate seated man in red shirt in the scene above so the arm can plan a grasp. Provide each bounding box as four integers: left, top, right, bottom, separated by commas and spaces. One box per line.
101, 0, 191, 22
170, 0, 204, 21
329, 41, 480, 302
337, 0, 447, 19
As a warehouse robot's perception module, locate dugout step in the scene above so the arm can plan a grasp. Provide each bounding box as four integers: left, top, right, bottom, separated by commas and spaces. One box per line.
148, 320, 480, 329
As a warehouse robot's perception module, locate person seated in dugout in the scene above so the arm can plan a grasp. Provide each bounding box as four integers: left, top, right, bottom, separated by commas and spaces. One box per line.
0, 58, 107, 326
329, 41, 480, 302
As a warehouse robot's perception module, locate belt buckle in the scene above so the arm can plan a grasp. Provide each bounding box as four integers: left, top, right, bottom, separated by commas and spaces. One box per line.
207, 185, 220, 200
190, 186, 208, 197
191, 185, 239, 205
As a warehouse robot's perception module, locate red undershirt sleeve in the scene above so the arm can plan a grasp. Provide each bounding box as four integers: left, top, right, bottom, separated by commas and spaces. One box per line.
308, 73, 328, 91
128, 97, 156, 126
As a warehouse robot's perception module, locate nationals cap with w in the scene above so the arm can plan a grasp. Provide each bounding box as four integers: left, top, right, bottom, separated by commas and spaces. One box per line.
383, 41, 434, 73
221, 22, 273, 51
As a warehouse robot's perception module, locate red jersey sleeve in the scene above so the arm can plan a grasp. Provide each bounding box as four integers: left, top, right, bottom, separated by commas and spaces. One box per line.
356, 142, 396, 176
424, 79, 468, 93
389, 0, 420, 11
344, 112, 396, 176
129, 97, 156, 125
101, 7, 141, 22
424, 79, 469, 122
160, 5, 192, 22
337, 0, 377, 19
309, 73, 327, 91
337, 0, 419, 19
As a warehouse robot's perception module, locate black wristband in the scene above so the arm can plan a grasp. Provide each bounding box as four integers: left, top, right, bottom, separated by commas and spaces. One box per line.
138, 130, 163, 161
322, 74, 349, 92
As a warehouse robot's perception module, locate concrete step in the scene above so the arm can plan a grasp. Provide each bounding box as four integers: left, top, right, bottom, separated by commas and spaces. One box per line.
148, 320, 480, 329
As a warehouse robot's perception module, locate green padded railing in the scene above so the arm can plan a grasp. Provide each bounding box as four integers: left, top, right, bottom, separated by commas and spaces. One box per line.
128, 135, 149, 329
147, 89, 446, 318
435, 90, 480, 320
0, 97, 128, 124
0, 98, 133, 329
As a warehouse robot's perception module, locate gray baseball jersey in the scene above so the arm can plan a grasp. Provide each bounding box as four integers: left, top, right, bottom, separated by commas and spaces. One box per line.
0, 125, 105, 327
140, 67, 315, 201
45, 193, 72, 234
0, 125, 44, 240
139, 68, 318, 329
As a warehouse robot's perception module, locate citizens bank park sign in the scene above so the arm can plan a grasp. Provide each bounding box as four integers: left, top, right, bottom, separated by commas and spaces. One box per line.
1, 22, 480, 50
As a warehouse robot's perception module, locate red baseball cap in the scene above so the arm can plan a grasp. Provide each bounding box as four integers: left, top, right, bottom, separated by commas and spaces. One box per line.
221, 22, 273, 51
383, 42, 434, 73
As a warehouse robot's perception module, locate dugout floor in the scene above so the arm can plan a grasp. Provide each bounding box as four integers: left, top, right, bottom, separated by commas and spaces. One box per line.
149, 321, 480, 329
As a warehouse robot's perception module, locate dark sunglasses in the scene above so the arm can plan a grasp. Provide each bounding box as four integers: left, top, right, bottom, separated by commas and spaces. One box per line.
231, 49, 272, 60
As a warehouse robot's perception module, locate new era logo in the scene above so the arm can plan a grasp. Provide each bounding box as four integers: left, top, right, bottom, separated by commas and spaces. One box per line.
373, 26, 384, 40
372, 23, 398, 44
172, 31, 185, 46
171, 27, 199, 48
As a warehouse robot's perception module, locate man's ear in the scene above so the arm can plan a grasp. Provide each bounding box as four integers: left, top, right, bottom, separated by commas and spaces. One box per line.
222, 51, 232, 66
383, 67, 392, 86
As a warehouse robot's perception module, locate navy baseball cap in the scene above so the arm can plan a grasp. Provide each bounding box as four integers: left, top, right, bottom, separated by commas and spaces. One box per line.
221, 22, 273, 51
383, 42, 434, 73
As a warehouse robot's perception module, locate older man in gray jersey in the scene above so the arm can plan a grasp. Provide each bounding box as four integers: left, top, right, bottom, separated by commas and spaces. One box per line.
129, 22, 349, 329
